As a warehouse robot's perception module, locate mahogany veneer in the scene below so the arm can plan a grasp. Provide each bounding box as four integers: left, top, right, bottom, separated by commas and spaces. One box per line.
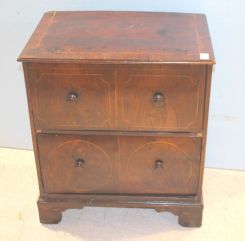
18, 11, 215, 227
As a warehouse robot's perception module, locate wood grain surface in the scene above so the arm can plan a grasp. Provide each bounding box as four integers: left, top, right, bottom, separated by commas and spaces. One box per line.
19, 11, 215, 227
26, 63, 205, 132
37, 134, 201, 195
18, 11, 215, 64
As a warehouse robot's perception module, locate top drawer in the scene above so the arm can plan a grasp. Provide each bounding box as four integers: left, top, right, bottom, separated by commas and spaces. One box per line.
25, 63, 206, 132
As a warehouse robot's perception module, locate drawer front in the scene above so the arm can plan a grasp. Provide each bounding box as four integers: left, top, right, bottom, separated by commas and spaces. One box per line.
38, 134, 201, 195
117, 65, 206, 132
119, 136, 201, 194
27, 63, 205, 132
28, 64, 116, 130
38, 134, 119, 193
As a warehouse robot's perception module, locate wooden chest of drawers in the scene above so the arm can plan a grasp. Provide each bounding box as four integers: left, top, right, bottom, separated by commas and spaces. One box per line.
18, 11, 215, 227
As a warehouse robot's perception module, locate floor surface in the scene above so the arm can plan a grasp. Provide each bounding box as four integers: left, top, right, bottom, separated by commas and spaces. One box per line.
0, 147, 244, 241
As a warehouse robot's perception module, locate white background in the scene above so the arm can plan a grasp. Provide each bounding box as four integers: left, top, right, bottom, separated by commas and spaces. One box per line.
0, 0, 244, 170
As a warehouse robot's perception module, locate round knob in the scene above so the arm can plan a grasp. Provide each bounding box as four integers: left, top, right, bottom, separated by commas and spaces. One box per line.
67, 91, 78, 104
75, 158, 85, 167
154, 92, 164, 102
155, 159, 163, 169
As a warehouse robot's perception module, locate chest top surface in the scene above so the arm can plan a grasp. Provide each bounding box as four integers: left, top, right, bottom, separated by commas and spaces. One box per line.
18, 11, 215, 64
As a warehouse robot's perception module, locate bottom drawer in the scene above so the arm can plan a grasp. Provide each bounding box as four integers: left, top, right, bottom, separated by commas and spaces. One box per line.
37, 134, 201, 195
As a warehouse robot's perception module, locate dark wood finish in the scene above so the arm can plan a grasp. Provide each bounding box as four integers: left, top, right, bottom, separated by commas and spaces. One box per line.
37, 195, 203, 226
197, 65, 213, 201
37, 134, 201, 194
26, 63, 116, 130
36, 129, 202, 137
19, 11, 215, 227
18, 11, 214, 64
22, 63, 45, 193
25, 63, 205, 132
119, 136, 201, 194
38, 134, 119, 193
116, 64, 206, 132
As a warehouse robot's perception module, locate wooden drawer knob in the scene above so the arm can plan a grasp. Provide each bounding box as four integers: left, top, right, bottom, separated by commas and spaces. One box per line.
67, 91, 78, 104
153, 92, 164, 102
155, 159, 163, 169
75, 158, 85, 167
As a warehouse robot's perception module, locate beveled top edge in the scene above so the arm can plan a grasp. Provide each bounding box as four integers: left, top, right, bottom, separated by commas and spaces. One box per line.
18, 11, 215, 64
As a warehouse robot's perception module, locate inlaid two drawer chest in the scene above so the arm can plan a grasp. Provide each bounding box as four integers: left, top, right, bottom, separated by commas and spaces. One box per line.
18, 11, 215, 227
